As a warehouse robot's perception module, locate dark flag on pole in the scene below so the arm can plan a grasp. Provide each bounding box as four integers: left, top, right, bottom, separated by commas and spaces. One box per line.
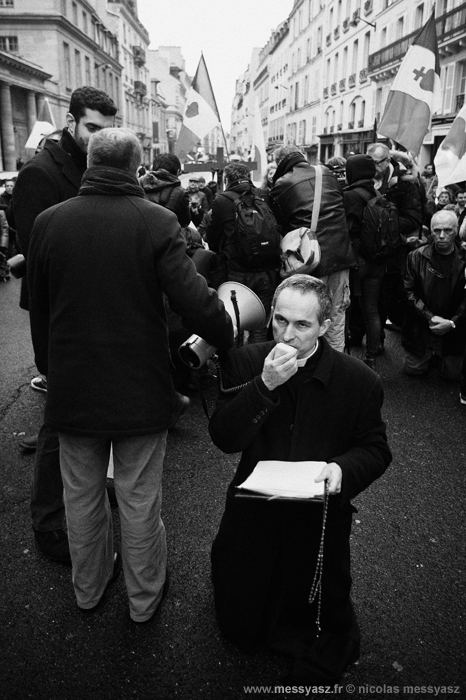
175, 54, 221, 161
378, 11, 441, 156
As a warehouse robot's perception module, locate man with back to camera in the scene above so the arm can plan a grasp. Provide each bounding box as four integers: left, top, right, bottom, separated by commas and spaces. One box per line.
27, 127, 233, 621
139, 153, 191, 226
402, 209, 466, 382
12, 86, 117, 563
209, 274, 391, 684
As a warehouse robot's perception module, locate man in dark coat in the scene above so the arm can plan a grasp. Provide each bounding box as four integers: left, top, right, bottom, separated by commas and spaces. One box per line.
27, 127, 233, 621
12, 87, 117, 563
139, 153, 191, 226
210, 274, 391, 684
206, 162, 280, 342
402, 210, 466, 380
271, 146, 356, 353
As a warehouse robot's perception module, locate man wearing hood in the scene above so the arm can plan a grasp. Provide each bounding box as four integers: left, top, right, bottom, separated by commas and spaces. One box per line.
367, 143, 423, 332
27, 127, 233, 621
139, 153, 190, 227
343, 155, 384, 370
206, 162, 280, 343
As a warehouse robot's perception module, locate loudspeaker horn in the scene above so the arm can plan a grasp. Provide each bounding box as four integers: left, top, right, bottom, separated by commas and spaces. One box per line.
179, 282, 266, 369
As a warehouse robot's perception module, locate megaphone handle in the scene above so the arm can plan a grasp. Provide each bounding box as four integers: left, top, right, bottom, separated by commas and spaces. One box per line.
230, 291, 242, 348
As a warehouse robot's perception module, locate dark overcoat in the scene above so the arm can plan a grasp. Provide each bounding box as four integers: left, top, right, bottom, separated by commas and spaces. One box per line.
209, 338, 391, 650
27, 166, 233, 437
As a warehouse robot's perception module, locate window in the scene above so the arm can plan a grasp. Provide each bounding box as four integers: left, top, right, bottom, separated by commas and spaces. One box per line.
441, 63, 455, 114
61, 0, 66, 15
360, 100, 366, 125
381, 27, 387, 48
72, 1, 78, 26
82, 12, 88, 34
0, 36, 18, 52
352, 40, 359, 74
363, 32, 370, 66
0, 0, 15, 6
415, 4, 424, 30
334, 52, 339, 82
85, 55, 91, 85
63, 42, 71, 86
75, 49, 82, 86
396, 17, 404, 40
304, 75, 309, 104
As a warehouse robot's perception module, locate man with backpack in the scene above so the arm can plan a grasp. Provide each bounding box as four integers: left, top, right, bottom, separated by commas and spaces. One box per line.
343, 154, 400, 371
271, 146, 356, 353
139, 153, 191, 227
206, 163, 281, 343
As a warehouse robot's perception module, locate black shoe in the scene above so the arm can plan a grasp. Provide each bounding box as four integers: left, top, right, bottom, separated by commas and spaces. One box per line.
78, 552, 122, 614
364, 357, 377, 372
133, 571, 170, 624
33, 528, 71, 565
106, 478, 118, 508
19, 434, 39, 452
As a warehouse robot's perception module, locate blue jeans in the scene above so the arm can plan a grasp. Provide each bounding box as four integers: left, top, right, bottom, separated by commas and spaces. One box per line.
31, 422, 65, 531
58, 431, 168, 621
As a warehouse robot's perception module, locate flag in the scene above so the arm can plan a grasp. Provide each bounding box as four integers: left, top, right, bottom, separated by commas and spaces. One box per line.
378, 11, 441, 156
175, 54, 221, 161
250, 99, 267, 184
434, 104, 466, 188
25, 98, 56, 149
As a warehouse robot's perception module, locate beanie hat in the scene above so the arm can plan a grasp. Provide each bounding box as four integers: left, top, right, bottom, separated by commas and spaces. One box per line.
345, 154, 376, 185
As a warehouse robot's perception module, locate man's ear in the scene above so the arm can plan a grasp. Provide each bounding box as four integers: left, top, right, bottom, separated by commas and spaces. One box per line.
318, 318, 331, 337
66, 112, 76, 135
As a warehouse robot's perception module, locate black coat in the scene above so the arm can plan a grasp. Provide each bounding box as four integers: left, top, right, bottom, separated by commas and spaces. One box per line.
12, 132, 86, 309
27, 166, 233, 437
402, 243, 466, 357
209, 338, 391, 648
271, 160, 356, 277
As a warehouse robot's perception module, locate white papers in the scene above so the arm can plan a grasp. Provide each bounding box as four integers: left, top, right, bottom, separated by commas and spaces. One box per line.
237, 460, 326, 500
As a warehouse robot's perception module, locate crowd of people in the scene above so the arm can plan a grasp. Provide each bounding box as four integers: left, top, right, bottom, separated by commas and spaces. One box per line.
1, 83, 465, 685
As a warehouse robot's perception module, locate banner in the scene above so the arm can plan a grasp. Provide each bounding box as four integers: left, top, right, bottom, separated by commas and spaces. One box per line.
25, 98, 56, 150
434, 104, 466, 189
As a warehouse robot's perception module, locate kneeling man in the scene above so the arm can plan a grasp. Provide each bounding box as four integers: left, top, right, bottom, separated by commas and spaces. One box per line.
209, 274, 391, 683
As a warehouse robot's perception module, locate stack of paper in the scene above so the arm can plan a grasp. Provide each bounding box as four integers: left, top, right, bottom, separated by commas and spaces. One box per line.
237, 460, 326, 500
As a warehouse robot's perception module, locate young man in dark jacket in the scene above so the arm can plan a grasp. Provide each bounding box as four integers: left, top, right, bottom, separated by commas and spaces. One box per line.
271, 146, 356, 352
210, 274, 391, 684
27, 127, 233, 621
206, 162, 280, 343
12, 87, 117, 563
343, 154, 384, 370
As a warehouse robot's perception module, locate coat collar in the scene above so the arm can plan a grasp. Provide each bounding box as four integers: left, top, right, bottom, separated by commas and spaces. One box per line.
44, 139, 85, 190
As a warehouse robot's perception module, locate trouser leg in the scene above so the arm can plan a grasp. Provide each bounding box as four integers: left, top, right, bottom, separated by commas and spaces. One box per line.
58, 433, 114, 609
112, 432, 168, 622
31, 422, 65, 531
320, 269, 351, 353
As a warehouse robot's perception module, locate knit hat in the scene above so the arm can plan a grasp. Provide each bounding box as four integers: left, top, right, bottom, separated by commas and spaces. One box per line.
345, 154, 376, 185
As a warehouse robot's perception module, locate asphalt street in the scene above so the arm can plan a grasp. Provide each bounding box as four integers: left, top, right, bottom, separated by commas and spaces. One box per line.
0, 275, 465, 700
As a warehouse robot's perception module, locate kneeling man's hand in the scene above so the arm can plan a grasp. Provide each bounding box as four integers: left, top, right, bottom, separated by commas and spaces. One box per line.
315, 462, 342, 495
261, 343, 298, 391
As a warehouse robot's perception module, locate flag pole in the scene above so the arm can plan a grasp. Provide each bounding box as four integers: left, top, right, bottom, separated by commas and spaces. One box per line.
199, 52, 229, 159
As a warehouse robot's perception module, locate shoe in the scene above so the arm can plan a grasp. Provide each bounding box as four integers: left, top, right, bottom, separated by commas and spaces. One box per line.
460, 393, 466, 405
31, 376, 47, 393
78, 553, 122, 613
19, 433, 39, 452
106, 478, 118, 508
132, 571, 170, 624
33, 528, 71, 565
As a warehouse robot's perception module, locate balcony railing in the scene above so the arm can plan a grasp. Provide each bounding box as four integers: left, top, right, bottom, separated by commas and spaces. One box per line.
343, 17, 350, 33
323, 87, 329, 99
334, 26, 340, 40
339, 78, 346, 91
348, 121, 354, 129
364, 0, 373, 15
331, 82, 337, 95
133, 46, 146, 66
134, 80, 147, 96
369, 3, 466, 73
348, 73, 356, 88
359, 67, 368, 83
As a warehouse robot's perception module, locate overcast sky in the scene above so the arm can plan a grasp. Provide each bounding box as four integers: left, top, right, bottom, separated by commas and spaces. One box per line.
136, 0, 294, 129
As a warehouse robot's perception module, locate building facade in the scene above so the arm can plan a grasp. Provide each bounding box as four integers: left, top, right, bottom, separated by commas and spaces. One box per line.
231, 0, 466, 170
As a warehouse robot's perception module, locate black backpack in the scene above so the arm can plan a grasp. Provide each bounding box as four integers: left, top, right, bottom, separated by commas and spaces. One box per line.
354, 188, 401, 263
222, 189, 281, 270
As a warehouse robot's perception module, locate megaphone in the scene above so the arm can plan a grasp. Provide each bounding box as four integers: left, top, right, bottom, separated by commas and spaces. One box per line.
179, 282, 266, 368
